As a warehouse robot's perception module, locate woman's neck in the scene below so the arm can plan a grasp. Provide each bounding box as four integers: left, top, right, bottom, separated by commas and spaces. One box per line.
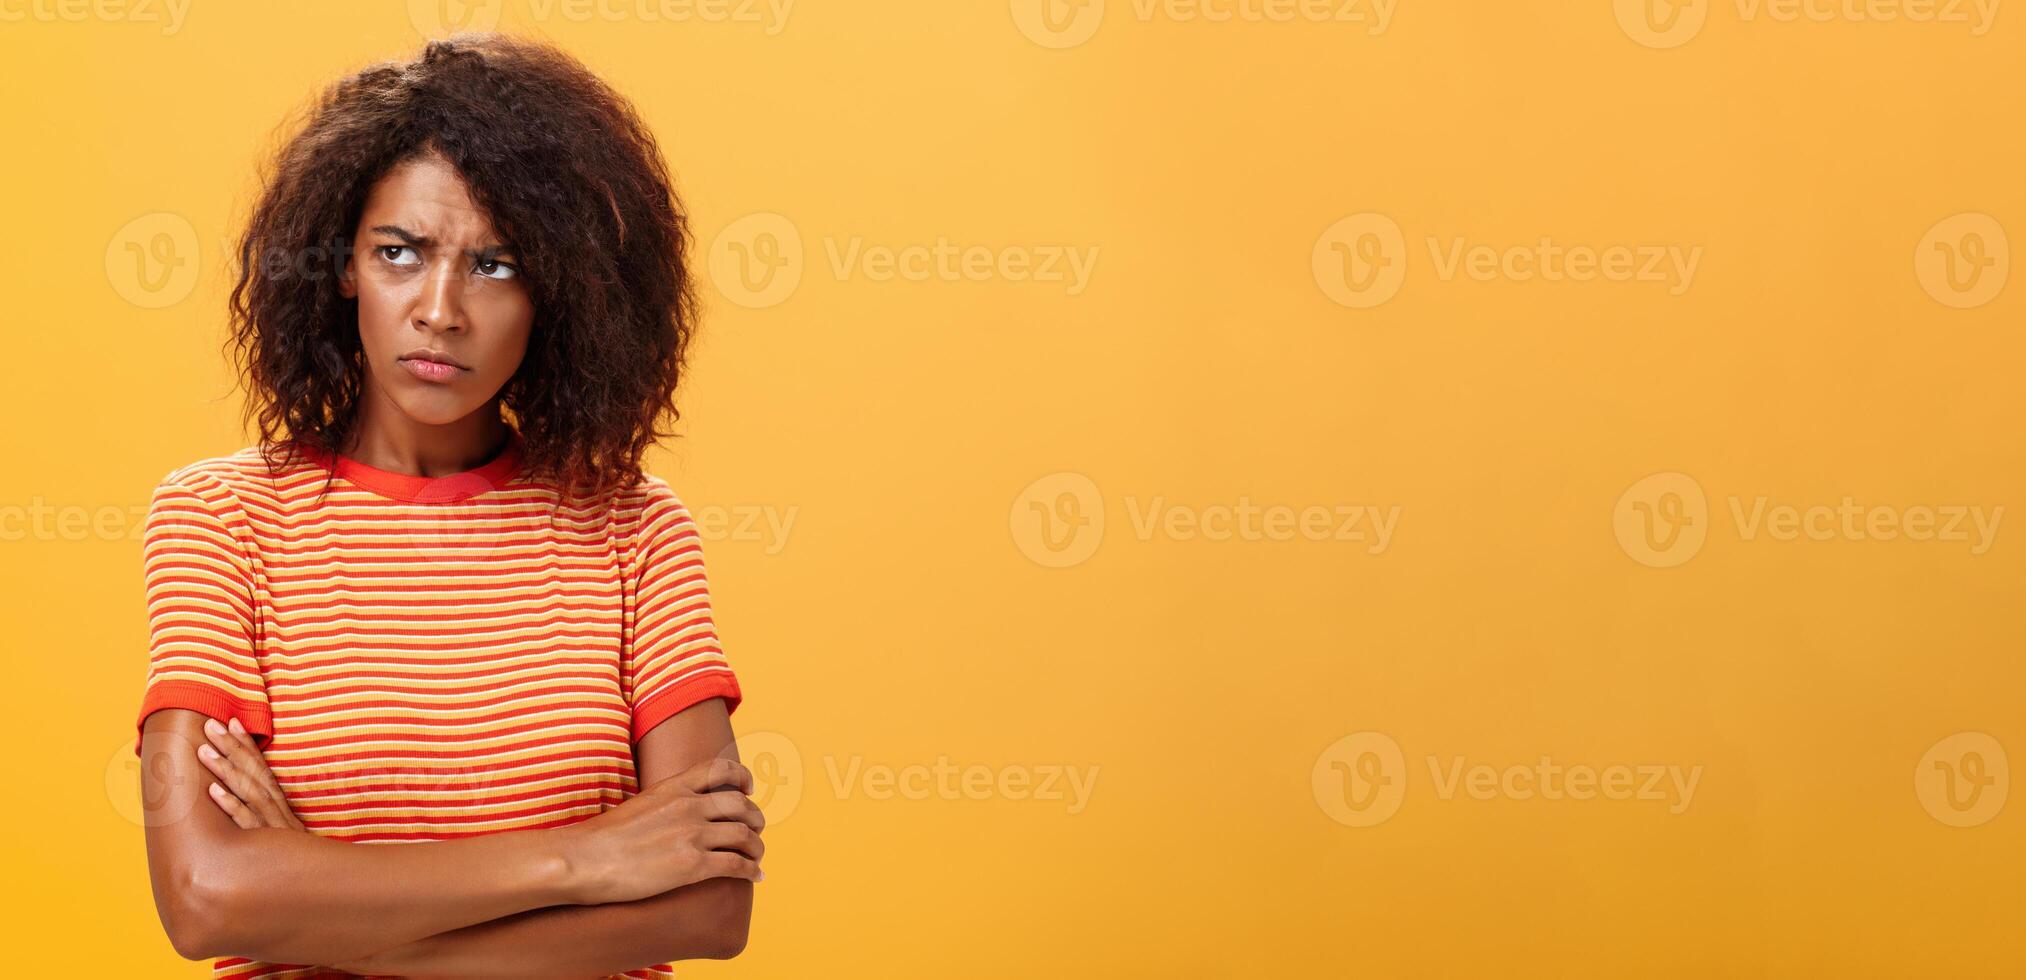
338, 397, 513, 479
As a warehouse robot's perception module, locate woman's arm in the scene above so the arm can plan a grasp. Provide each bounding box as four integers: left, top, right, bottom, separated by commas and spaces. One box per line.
141, 708, 580, 963
142, 706, 760, 967
327, 698, 759, 977
335, 868, 752, 978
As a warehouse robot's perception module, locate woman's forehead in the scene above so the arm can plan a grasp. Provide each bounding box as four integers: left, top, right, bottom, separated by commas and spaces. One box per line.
359, 154, 505, 245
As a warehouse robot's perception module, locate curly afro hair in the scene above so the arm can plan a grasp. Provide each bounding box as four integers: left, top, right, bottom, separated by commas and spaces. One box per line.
228, 33, 696, 500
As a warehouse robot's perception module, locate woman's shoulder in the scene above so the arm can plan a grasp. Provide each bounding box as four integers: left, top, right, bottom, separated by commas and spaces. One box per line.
602, 471, 704, 542
154, 443, 325, 503
606, 471, 692, 516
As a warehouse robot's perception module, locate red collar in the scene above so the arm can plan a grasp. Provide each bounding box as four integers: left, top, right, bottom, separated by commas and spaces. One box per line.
303, 430, 522, 503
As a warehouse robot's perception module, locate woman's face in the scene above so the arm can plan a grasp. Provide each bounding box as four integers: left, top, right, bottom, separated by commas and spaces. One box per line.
339, 151, 533, 427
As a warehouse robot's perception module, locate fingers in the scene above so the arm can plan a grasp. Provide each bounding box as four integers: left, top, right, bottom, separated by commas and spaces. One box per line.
684, 757, 754, 796
700, 849, 763, 882
700, 789, 766, 832
200, 718, 300, 830
206, 781, 262, 830
196, 739, 264, 817
224, 715, 259, 751
698, 821, 766, 862
221, 717, 291, 801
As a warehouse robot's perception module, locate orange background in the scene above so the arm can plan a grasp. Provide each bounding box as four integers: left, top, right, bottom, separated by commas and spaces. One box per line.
3, 0, 2022, 975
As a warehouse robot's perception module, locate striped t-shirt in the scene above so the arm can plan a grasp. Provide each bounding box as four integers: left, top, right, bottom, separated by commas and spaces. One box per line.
133, 429, 741, 980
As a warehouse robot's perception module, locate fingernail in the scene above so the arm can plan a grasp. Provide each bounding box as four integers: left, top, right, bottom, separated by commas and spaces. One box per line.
756, 870, 765, 882
198, 745, 217, 760
228, 717, 244, 735
204, 719, 223, 735
208, 783, 224, 796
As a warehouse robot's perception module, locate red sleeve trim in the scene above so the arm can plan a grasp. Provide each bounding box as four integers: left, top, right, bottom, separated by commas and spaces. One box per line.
630, 669, 743, 744
134, 680, 274, 757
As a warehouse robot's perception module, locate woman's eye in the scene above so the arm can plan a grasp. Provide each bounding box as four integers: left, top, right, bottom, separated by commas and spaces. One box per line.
378, 245, 420, 266
475, 258, 518, 281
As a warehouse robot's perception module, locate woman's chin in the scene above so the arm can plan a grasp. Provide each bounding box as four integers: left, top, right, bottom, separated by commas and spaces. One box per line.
391, 395, 486, 428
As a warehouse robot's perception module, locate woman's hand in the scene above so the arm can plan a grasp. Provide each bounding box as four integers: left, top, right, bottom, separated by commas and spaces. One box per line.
196, 716, 307, 832
195, 721, 405, 976
557, 756, 766, 905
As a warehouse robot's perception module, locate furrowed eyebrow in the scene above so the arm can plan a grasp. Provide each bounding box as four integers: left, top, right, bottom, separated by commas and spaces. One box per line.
370, 225, 515, 259
371, 225, 433, 248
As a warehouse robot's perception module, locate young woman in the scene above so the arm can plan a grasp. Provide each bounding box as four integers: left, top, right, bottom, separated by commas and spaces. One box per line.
133, 35, 762, 979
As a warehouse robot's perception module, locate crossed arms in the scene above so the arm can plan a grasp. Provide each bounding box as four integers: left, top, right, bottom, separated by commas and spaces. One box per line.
138, 696, 760, 978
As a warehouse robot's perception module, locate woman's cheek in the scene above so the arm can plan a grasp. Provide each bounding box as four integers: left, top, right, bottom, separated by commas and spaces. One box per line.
355, 272, 419, 333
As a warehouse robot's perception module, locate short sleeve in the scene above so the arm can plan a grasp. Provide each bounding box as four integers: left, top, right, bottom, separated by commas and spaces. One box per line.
623, 479, 742, 742
133, 469, 272, 757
